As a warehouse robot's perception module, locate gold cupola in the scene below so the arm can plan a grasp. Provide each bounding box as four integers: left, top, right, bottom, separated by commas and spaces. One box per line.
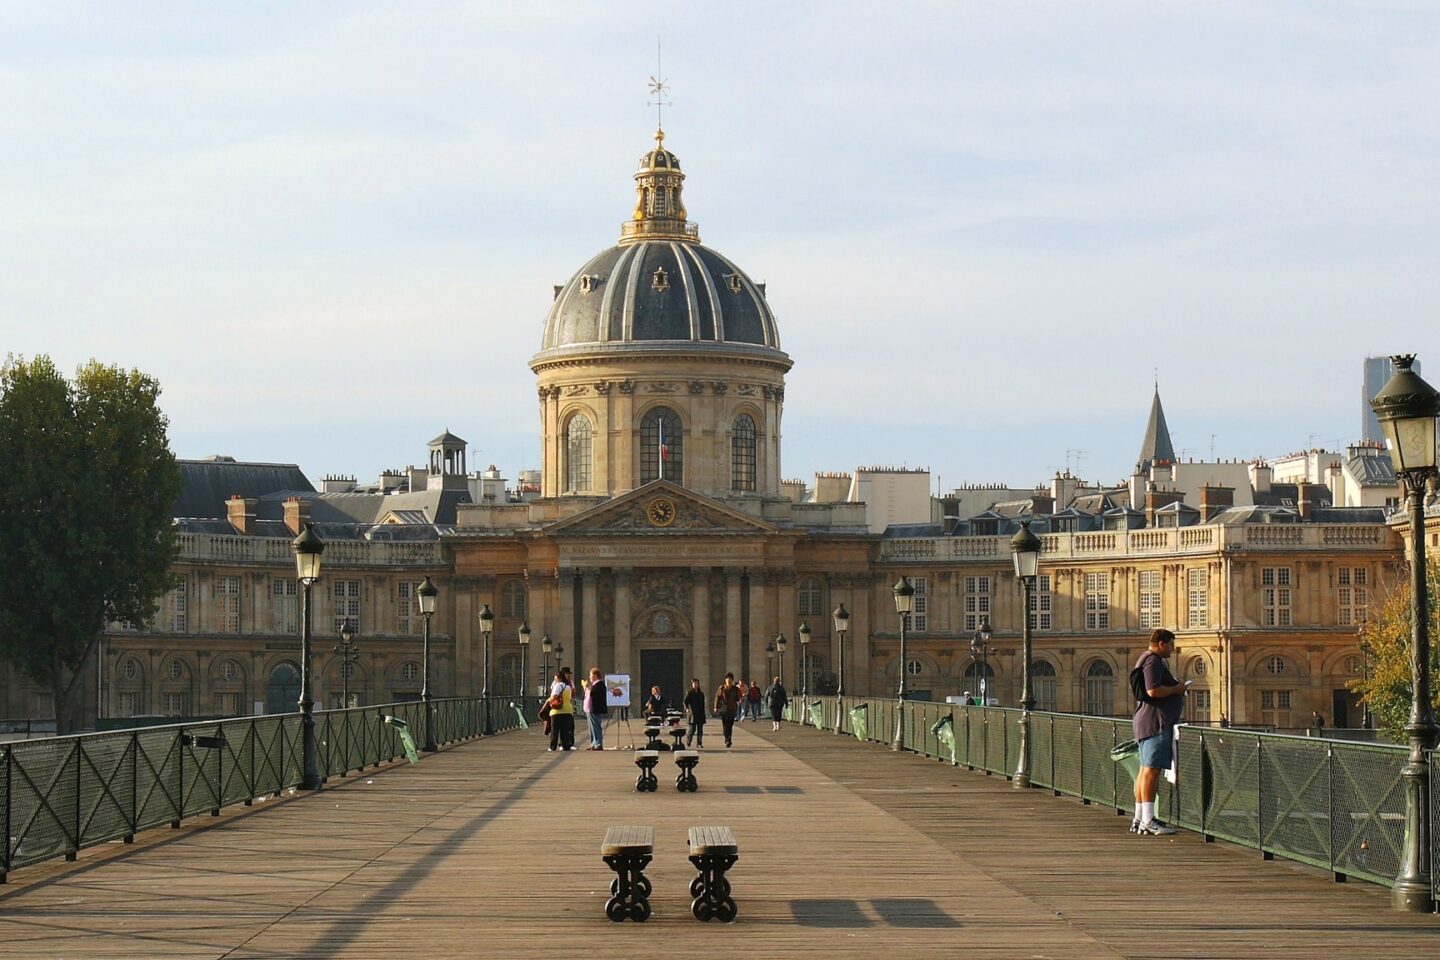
621, 129, 699, 243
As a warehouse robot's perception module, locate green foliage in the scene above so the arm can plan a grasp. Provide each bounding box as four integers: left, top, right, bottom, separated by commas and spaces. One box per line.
1352, 557, 1440, 741
0, 356, 181, 730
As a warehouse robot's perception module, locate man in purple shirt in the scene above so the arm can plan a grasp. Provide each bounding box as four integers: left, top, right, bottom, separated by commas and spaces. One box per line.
1131, 628, 1187, 835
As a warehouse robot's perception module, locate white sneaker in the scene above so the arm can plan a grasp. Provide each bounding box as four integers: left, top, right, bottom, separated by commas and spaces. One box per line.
1137, 819, 1176, 836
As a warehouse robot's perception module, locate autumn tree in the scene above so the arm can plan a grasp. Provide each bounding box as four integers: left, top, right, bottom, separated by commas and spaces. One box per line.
0, 356, 181, 732
1353, 557, 1440, 742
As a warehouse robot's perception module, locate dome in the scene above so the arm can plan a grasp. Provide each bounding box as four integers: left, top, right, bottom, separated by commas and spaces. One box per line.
533, 130, 787, 365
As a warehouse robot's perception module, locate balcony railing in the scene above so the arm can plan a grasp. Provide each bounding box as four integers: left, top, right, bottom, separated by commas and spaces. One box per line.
176, 534, 443, 568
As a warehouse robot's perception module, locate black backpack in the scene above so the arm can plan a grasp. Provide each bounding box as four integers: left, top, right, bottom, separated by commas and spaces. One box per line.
1129, 653, 1157, 707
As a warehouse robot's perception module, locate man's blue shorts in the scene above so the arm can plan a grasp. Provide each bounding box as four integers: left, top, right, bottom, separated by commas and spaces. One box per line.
1138, 732, 1173, 769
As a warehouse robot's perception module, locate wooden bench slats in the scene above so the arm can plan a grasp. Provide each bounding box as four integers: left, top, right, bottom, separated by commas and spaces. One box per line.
688, 825, 737, 855
674, 751, 699, 759
601, 825, 654, 856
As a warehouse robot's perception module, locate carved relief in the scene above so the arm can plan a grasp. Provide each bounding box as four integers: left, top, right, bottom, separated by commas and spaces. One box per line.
630, 569, 695, 639
565, 384, 589, 396
593, 381, 612, 396
688, 380, 706, 395
711, 381, 728, 395
736, 384, 756, 396
597, 499, 725, 531
648, 382, 677, 393
617, 379, 635, 395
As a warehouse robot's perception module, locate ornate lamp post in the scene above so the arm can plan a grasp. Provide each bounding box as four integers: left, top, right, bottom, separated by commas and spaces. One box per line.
832, 603, 850, 697
798, 621, 812, 699
1369, 354, 1440, 912
892, 576, 915, 752
775, 633, 787, 689
765, 640, 775, 682
417, 576, 439, 752
540, 634, 553, 695
517, 622, 531, 697
1010, 520, 1042, 789
333, 619, 359, 709
970, 620, 992, 705
477, 603, 494, 734
291, 524, 324, 790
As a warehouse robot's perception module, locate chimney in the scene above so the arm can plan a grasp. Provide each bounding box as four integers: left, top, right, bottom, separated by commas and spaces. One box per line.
1145, 489, 1185, 527
942, 515, 959, 535
1030, 494, 1055, 516
283, 496, 311, 535
1296, 480, 1313, 520
1198, 483, 1234, 523
226, 495, 258, 535
1250, 460, 1272, 493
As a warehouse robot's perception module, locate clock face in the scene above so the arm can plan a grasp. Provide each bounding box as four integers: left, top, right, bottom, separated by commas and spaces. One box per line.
646, 497, 677, 527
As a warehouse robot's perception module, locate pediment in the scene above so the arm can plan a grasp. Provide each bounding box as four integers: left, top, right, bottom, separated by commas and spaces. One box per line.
543, 480, 777, 536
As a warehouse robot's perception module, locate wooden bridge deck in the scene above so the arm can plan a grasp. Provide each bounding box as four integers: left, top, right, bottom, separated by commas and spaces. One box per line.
1, 720, 1437, 959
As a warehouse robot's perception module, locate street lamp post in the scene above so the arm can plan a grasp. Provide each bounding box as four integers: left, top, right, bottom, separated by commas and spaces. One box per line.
1011, 520, 1042, 789
541, 634, 552, 695
833, 603, 850, 734
765, 641, 775, 684
333, 619, 359, 709
477, 603, 494, 735
417, 576, 439, 752
1369, 354, 1440, 912
892, 576, 915, 752
291, 524, 325, 790
970, 621, 991, 705
775, 633, 787, 689
518, 622, 531, 698
798, 621, 812, 700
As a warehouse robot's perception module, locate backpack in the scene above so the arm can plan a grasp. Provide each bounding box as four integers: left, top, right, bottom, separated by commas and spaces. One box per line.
1129, 653, 1157, 707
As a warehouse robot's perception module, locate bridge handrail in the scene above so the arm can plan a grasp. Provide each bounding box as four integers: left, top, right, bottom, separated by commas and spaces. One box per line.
0, 696, 539, 882
795, 694, 1430, 905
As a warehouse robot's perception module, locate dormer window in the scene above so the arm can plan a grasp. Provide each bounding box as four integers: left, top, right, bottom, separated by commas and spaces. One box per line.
580, 274, 595, 294
652, 267, 670, 293
727, 274, 743, 294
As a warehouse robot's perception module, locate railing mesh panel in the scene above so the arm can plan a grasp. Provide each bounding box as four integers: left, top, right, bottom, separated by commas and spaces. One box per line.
1331, 742, 1406, 884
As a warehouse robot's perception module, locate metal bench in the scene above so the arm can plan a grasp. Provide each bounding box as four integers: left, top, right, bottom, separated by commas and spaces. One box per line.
634, 750, 660, 792
642, 724, 666, 751
668, 726, 688, 750
601, 825, 654, 922
687, 825, 739, 921
674, 750, 699, 792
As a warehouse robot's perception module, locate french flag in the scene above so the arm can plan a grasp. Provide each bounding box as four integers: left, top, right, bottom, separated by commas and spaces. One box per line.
658, 417, 669, 479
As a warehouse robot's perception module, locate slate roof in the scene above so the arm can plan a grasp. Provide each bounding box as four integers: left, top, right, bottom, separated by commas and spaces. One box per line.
174, 459, 314, 520
1347, 454, 1395, 487
1255, 483, 1333, 507
1137, 389, 1176, 468
254, 489, 472, 526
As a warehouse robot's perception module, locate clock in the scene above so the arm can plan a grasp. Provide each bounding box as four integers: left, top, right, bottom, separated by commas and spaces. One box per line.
646, 497, 677, 527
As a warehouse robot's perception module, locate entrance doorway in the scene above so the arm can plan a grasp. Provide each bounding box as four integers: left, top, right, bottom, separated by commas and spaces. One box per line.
266, 662, 301, 715
1333, 688, 1365, 728
640, 649, 685, 713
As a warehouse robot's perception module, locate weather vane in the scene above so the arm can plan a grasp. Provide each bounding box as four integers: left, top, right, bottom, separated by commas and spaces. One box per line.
647, 40, 670, 133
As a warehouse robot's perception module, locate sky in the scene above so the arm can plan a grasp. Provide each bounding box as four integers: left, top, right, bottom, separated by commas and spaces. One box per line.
2, 2, 1438, 493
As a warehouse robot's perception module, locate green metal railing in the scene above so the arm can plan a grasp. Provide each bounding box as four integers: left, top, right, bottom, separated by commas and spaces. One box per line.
0, 696, 538, 882
795, 695, 1432, 904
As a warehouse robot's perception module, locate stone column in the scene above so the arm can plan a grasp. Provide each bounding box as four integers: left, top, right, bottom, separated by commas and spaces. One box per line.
777, 571, 797, 686
748, 571, 773, 683
581, 571, 599, 674
725, 571, 746, 681
851, 575, 873, 695
614, 570, 632, 681
558, 569, 576, 674
692, 568, 711, 688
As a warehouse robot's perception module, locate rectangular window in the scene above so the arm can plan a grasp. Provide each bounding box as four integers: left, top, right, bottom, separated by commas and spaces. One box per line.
1138, 570, 1161, 629
396, 581, 419, 635
212, 692, 242, 716
1337, 567, 1369, 626
1262, 567, 1292, 627
1260, 689, 1292, 727
167, 579, 188, 633
1190, 688, 1212, 723
162, 692, 189, 717
1187, 568, 1208, 629
1028, 574, 1053, 631
962, 575, 991, 632
216, 575, 241, 633
271, 577, 298, 635
36, 693, 55, 720
1084, 572, 1109, 631
910, 576, 928, 633
117, 691, 141, 717
333, 579, 362, 635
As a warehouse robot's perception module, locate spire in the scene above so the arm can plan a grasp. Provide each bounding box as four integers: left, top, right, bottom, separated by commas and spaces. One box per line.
1137, 387, 1175, 468
620, 72, 698, 244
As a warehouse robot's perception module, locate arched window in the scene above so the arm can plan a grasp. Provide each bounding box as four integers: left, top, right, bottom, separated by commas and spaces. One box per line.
640, 407, 683, 483
1031, 659, 1058, 711
731, 414, 757, 491
1084, 660, 1115, 717
797, 577, 823, 618
963, 660, 995, 702
502, 580, 527, 619
565, 415, 592, 493
266, 662, 300, 715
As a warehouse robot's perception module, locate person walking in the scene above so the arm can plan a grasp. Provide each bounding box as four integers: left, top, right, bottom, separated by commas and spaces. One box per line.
548, 668, 576, 752
746, 678, 762, 720
714, 673, 741, 747
583, 667, 609, 750
1310, 711, 1326, 737
766, 675, 788, 731
1131, 628, 1186, 835
683, 678, 707, 748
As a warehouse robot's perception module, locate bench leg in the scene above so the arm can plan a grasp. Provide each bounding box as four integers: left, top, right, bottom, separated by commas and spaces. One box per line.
688, 853, 738, 921
603, 853, 653, 922
635, 762, 658, 792
675, 763, 698, 792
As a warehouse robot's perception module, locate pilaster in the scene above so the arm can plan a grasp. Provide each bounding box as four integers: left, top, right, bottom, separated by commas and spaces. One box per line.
692, 567, 712, 688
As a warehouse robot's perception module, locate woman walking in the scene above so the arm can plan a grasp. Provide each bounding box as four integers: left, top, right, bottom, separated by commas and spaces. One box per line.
548, 668, 576, 752
766, 676, 788, 732
683, 678, 706, 748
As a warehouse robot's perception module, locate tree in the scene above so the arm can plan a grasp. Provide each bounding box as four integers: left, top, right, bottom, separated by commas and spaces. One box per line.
1353, 557, 1440, 742
0, 356, 181, 733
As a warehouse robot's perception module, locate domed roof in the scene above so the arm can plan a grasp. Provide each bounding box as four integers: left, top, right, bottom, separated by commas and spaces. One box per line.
533, 131, 787, 365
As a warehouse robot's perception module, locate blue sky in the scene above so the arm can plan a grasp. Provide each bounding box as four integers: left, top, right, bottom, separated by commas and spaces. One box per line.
2, 2, 1437, 492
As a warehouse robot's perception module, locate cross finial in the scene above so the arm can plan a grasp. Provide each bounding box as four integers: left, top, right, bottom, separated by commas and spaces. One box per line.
647, 40, 670, 135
